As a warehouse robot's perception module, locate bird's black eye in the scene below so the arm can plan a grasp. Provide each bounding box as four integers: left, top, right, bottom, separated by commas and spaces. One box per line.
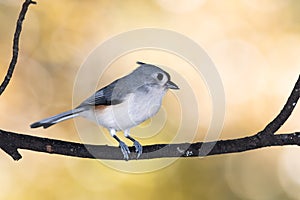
157, 73, 163, 81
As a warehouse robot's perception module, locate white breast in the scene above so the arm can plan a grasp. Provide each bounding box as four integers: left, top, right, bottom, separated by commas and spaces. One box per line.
80, 87, 167, 131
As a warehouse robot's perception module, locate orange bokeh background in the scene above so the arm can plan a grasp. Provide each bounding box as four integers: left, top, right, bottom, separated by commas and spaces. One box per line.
0, 0, 299, 199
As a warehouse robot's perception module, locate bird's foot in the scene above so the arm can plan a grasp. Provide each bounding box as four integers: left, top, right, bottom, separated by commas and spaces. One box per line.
133, 140, 143, 159
119, 141, 130, 161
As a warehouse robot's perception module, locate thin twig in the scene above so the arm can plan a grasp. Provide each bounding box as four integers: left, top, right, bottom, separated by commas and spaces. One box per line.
0, 0, 36, 95
258, 75, 300, 135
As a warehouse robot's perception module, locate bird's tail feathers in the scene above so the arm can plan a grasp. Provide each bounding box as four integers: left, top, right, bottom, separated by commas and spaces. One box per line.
30, 107, 85, 129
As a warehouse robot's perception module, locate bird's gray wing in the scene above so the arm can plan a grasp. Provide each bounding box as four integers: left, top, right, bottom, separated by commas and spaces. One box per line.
79, 79, 125, 107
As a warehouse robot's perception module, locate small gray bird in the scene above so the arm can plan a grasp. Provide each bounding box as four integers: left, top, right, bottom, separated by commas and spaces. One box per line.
30, 61, 179, 160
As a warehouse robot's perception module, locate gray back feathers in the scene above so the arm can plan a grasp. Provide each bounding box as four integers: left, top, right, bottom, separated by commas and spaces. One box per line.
80, 61, 170, 107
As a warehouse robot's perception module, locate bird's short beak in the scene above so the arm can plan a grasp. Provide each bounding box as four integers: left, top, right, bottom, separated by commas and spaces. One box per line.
166, 80, 179, 90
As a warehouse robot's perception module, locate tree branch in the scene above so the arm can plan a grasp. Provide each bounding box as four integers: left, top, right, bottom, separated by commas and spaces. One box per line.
0, 130, 300, 161
0, 0, 36, 95
0, 75, 299, 161
0, 131, 300, 161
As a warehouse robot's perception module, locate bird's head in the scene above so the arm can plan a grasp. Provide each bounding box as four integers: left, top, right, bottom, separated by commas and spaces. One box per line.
134, 61, 179, 90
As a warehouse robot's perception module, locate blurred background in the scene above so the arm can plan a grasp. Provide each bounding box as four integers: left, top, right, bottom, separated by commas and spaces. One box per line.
0, 0, 300, 199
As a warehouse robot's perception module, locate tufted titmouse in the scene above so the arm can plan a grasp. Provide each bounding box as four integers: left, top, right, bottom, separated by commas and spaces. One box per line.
30, 61, 179, 160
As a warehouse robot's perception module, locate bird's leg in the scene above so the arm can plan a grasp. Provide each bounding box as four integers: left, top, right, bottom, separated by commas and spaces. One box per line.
124, 129, 143, 159
110, 129, 130, 161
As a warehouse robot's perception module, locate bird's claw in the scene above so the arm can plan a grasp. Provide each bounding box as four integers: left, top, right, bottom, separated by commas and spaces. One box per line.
119, 139, 142, 160
119, 141, 130, 161
133, 140, 143, 159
